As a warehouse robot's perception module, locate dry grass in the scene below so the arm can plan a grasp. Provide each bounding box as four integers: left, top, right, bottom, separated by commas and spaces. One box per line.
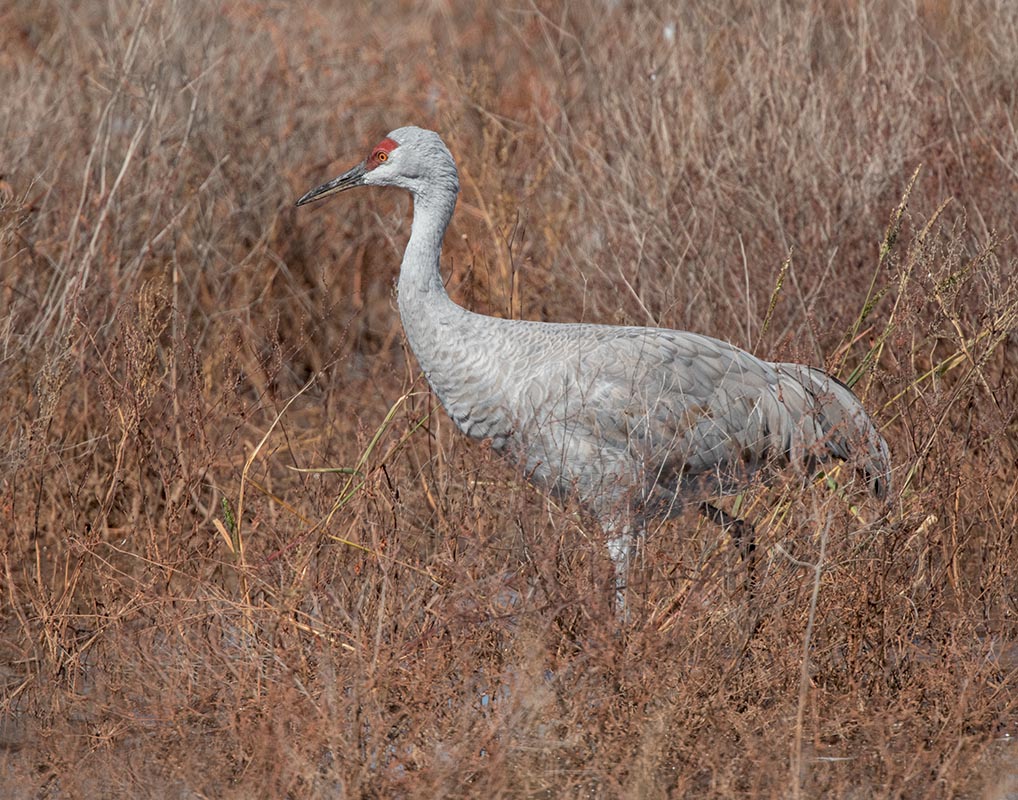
2, 0, 1017, 797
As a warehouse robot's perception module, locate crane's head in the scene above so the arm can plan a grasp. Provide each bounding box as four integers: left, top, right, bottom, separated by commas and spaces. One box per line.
295, 126, 459, 207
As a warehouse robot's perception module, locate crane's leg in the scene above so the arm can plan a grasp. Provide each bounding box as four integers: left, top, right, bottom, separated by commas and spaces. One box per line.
605, 523, 638, 619
699, 502, 756, 597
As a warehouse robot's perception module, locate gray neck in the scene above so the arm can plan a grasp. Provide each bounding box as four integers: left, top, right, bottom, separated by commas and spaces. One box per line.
396, 185, 466, 373
397, 190, 455, 299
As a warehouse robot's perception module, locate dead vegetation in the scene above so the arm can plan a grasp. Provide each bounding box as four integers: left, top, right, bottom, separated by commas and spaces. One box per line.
1, 0, 1017, 797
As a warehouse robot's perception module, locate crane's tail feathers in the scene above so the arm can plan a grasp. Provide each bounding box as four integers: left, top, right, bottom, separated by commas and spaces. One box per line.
777, 365, 892, 501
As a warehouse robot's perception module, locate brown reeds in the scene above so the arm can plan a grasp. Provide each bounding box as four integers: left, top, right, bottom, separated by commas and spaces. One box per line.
1, 1, 1016, 796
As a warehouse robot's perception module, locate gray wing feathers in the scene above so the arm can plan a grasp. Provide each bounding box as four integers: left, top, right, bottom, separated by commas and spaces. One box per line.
774, 364, 892, 499
573, 332, 812, 496
423, 316, 890, 512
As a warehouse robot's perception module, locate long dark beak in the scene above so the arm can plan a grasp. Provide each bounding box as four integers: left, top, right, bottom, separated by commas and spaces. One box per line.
295, 161, 367, 207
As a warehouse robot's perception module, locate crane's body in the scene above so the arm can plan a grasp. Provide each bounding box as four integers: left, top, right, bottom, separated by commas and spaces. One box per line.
297, 126, 892, 608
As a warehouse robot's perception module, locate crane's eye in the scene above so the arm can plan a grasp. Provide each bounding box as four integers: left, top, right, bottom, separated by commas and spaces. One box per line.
375, 151, 388, 162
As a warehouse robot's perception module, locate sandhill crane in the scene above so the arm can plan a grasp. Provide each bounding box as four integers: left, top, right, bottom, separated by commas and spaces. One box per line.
296, 126, 892, 611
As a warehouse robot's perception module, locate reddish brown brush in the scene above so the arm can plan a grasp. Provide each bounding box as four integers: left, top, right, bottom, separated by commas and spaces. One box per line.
1, 1, 1016, 797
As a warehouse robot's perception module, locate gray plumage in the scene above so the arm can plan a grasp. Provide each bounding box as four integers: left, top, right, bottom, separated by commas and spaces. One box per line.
297, 126, 892, 606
